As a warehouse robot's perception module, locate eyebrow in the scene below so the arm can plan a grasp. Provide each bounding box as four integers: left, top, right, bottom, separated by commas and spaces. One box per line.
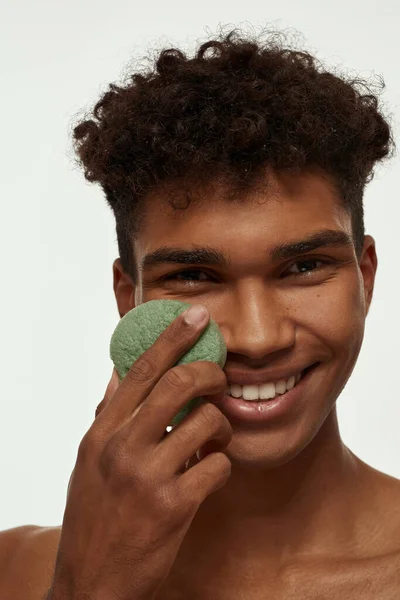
139, 229, 354, 273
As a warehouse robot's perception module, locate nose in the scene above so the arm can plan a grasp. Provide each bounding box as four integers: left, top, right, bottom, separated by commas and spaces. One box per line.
218, 290, 296, 361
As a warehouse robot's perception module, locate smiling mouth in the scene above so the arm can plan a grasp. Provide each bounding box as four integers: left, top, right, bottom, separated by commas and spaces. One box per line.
224, 362, 321, 403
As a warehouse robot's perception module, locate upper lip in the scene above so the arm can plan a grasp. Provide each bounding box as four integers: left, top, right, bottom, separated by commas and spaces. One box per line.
224, 364, 316, 387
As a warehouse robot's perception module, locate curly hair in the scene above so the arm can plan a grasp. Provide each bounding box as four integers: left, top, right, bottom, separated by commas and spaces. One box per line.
72, 27, 395, 284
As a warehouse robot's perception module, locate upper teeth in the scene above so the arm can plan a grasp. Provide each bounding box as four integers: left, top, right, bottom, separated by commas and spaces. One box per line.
227, 372, 302, 401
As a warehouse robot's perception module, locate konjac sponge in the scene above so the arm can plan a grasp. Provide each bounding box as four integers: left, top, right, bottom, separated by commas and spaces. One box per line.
110, 299, 227, 428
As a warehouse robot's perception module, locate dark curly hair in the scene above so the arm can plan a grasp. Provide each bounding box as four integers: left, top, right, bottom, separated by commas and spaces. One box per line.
72, 27, 395, 284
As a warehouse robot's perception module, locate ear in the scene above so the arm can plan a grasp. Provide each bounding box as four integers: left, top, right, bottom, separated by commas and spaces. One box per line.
359, 235, 378, 316
113, 258, 136, 318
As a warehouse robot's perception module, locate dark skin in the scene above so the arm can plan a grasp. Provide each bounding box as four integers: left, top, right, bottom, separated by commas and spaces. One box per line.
113, 167, 400, 598
1, 167, 400, 600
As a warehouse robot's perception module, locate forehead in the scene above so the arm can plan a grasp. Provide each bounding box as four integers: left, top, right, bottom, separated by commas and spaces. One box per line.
135, 169, 351, 260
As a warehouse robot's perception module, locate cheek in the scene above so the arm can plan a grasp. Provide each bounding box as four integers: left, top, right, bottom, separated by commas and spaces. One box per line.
296, 276, 365, 360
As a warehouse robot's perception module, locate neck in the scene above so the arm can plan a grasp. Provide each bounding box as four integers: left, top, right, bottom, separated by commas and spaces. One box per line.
173, 408, 364, 575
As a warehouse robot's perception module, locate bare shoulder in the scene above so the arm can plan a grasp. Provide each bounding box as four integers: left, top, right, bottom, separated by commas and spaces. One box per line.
285, 464, 400, 599
364, 462, 400, 528
0, 525, 61, 600
356, 458, 400, 550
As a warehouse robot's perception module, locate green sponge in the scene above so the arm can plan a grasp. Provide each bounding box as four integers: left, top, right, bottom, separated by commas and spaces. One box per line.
110, 299, 227, 428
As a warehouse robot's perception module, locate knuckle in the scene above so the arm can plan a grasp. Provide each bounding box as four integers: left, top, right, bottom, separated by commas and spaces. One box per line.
95, 397, 107, 418
170, 424, 193, 447
198, 402, 223, 426
178, 491, 199, 517
207, 361, 227, 385
210, 454, 232, 487
99, 436, 132, 481
215, 451, 232, 472
195, 361, 226, 388
160, 322, 184, 348
78, 429, 101, 461
128, 355, 157, 384
153, 482, 181, 514
165, 365, 196, 392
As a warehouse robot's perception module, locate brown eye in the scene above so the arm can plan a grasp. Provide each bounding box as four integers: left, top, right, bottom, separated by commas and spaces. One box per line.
164, 269, 213, 284
285, 259, 331, 277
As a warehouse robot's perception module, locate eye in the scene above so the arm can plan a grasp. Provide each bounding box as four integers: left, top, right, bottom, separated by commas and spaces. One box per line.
284, 259, 331, 277
163, 269, 214, 284
162, 259, 334, 286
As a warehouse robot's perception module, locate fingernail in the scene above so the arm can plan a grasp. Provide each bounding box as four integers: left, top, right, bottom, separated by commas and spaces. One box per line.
184, 304, 208, 325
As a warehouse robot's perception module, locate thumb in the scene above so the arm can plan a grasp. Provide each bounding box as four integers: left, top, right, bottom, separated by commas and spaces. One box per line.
95, 367, 120, 418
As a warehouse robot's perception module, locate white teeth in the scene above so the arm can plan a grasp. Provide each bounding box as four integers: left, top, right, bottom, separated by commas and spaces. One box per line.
259, 382, 275, 400
275, 379, 287, 395
242, 385, 259, 401
228, 373, 301, 402
230, 384, 243, 399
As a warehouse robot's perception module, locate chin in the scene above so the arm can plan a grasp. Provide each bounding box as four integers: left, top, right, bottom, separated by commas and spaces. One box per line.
207, 419, 325, 471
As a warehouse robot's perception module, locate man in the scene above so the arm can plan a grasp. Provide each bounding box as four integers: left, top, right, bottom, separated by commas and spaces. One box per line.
1, 28, 399, 600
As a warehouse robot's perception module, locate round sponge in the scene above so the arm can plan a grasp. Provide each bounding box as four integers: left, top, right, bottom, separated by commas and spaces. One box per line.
110, 299, 227, 428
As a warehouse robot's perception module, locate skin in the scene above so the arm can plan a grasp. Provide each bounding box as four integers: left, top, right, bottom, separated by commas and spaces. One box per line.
112, 167, 400, 598
1, 167, 400, 599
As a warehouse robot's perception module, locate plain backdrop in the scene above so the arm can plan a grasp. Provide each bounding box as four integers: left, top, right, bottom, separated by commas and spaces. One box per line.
1, 1, 399, 531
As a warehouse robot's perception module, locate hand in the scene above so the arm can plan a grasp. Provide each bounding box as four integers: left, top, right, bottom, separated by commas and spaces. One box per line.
48, 305, 233, 600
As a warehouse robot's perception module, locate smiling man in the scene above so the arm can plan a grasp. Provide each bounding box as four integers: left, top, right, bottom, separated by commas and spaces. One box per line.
1, 27, 400, 600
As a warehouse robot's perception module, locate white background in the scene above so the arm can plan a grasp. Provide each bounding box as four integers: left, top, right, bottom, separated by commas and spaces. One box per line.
1, 1, 399, 530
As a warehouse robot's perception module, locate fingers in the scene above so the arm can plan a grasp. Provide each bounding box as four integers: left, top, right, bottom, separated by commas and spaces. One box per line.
97, 305, 209, 432
96, 368, 120, 418
107, 368, 121, 398
128, 360, 227, 445
152, 401, 232, 476
179, 451, 232, 503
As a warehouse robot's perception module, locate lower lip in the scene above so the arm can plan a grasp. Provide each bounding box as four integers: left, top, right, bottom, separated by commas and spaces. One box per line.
212, 365, 318, 424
